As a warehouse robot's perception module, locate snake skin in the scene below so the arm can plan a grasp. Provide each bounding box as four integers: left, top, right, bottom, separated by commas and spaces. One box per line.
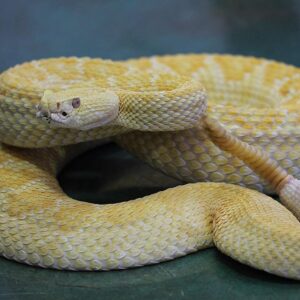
0, 54, 299, 279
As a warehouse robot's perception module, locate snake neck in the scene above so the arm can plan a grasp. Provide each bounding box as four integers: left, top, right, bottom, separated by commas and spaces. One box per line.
115, 80, 207, 131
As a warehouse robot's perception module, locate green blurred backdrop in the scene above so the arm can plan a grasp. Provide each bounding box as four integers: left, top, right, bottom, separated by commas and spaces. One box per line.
0, 0, 300, 299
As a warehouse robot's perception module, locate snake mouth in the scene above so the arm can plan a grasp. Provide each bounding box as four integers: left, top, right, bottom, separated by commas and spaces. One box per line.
48, 112, 71, 127
36, 104, 66, 127
36, 101, 71, 126
36, 105, 118, 130
36, 104, 52, 124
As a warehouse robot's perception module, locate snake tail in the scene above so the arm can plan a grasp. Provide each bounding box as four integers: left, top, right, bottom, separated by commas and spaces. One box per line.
203, 116, 300, 219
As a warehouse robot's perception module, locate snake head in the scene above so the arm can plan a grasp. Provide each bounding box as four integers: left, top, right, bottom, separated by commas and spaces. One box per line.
36, 88, 120, 130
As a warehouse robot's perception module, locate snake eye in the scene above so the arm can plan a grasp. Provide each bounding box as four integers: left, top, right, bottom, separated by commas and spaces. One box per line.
72, 97, 81, 108
61, 111, 68, 117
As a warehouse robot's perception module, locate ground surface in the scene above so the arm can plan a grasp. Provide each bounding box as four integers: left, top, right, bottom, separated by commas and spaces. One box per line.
1, 0, 300, 299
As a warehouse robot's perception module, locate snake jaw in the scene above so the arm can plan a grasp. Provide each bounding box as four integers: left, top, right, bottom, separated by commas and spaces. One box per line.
49, 111, 70, 124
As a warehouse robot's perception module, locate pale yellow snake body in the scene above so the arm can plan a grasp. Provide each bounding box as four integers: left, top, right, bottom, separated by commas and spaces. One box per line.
0, 54, 299, 279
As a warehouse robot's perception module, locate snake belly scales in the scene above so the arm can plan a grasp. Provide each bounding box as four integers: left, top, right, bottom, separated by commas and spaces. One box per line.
0, 54, 299, 280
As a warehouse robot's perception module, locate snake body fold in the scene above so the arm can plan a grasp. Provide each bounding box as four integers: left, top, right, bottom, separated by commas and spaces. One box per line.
0, 54, 299, 279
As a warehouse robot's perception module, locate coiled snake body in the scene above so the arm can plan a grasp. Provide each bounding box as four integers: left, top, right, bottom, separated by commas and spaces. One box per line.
0, 54, 299, 279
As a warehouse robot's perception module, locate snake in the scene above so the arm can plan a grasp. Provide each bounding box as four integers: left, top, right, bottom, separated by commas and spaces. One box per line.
0, 54, 299, 280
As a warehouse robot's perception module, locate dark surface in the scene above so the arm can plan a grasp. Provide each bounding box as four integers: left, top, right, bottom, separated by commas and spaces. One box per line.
1, 0, 300, 299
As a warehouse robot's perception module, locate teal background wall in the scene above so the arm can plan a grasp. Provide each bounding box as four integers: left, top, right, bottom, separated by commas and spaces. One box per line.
1, 0, 300, 71
1, 0, 300, 299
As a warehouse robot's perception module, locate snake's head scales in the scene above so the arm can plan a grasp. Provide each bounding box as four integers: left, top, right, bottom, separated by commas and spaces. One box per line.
36, 88, 120, 130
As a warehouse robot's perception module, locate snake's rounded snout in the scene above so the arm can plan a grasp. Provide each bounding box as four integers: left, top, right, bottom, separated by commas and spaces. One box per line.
36, 103, 50, 120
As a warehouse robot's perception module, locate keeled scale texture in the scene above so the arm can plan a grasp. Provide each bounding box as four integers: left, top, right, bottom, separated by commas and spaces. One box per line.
0, 54, 299, 279
117, 55, 300, 193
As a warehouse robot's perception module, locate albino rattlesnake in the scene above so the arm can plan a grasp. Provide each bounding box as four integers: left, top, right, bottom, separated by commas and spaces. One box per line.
0, 54, 299, 279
